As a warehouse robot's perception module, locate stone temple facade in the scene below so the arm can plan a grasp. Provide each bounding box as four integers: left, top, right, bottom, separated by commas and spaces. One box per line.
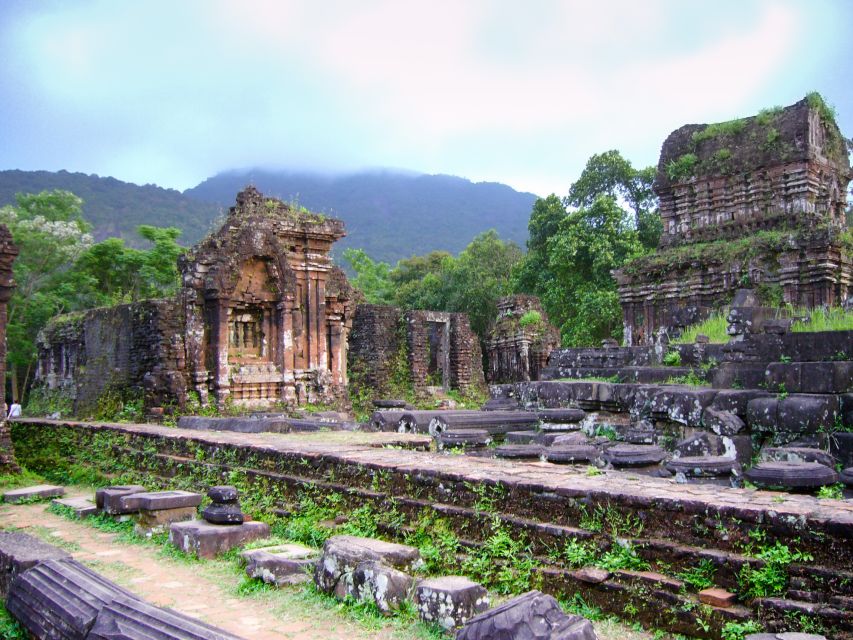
616, 96, 852, 345
35, 187, 355, 412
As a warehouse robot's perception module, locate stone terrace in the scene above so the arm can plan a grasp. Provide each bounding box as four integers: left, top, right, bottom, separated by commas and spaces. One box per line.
11, 418, 853, 638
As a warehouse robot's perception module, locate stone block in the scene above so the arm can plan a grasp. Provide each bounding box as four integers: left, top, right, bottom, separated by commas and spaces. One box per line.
702, 407, 745, 436
841, 467, 853, 488
134, 506, 199, 537
0, 532, 70, 599
202, 503, 244, 525
829, 431, 853, 468
711, 389, 772, 418
552, 432, 590, 446
570, 567, 610, 584
414, 576, 489, 630
351, 560, 414, 614
52, 496, 98, 518
2, 484, 64, 503
439, 430, 491, 449
241, 544, 318, 586
315, 535, 422, 596
97, 485, 146, 515
603, 444, 667, 467
761, 447, 836, 469
745, 462, 838, 490
505, 431, 537, 444
544, 446, 598, 464
168, 520, 270, 559
6, 558, 138, 640
494, 444, 543, 459
747, 398, 779, 431
674, 433, 724, 458
86, 594, 245, 640
456, 589, 596, 640
776, 394, 840, 435
208, 485, 239, 502
537, 408, 586, 423
666, 456, 738, 478
134, 490, 203, 511
698, 587, 737, 608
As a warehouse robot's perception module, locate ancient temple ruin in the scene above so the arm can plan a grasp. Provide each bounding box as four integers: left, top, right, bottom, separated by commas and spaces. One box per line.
34, 187, 355, 411
348, 305, 485, 397
616, 95, 852, 345
484, 295, 560, 383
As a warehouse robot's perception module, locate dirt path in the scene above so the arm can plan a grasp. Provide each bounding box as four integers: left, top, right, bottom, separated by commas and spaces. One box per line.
0, 489, 655, 640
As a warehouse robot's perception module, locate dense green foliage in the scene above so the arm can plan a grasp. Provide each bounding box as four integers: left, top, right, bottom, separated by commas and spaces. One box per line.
344, 230, 522, 340
0, 190, 184, 403
514, 150, 658, 346
0, 170, 220, 247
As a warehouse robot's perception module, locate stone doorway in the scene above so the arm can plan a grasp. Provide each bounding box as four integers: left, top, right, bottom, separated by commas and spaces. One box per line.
426, 320, 450, 390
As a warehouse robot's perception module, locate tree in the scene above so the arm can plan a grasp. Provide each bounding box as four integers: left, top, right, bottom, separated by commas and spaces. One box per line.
0, 190, 93, 401
566, 150, 661, 250
342, 248, 394, 304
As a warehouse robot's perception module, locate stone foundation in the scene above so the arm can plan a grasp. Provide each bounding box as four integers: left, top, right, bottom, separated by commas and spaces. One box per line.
11, 419, 853, 638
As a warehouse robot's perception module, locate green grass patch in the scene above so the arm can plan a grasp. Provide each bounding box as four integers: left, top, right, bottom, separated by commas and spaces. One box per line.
0, 467, 47, 492
672, 310, 730, 344
791, 306, 853, 333
0, 602, 26, 640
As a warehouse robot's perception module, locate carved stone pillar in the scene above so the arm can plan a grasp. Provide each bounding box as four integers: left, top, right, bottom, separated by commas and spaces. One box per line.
0, 225, 20, 474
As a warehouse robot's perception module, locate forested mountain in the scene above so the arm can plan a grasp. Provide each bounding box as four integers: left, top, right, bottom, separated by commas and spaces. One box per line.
185, 169, 537, 263
0, 168, 537, 262
0, 170, 222, 246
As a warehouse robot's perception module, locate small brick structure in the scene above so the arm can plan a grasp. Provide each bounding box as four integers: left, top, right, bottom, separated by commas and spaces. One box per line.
485, 295, 560, 383
616, 96, 852, 345
349, 304, 486, 398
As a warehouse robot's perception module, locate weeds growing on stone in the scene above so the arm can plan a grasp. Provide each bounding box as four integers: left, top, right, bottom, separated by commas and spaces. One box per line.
0, 603, 26, 640
676, 559, 717, 591
672, 310, 729, 344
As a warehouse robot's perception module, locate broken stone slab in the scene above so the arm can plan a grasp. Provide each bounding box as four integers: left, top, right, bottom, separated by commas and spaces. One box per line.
2, 484, 64, 503
841, 467, 853, 487
133, 490, 203, 511
761, 447, 836, 469
134, 506, 199, 537
0, 531, 70, 598
666, 455, 739, 477
748, 395, 840, 436
397, 410, 478, 434
537, 408, 586, 424
177, 415, 291, 433
552, 432, 590, 446
533, 432, 566, 446
241, 544, 318, 586
351, 560, 414, 614
6, 558, 138, 640
702, 407, 746, 436
438, 430, 491, 449
602, 444, 667, 467
428, 411, 540, 437
97, 485, 147, 515
208, 485, 238, 502
745, 462, 839, 490
482, 397, 519, 411
169, 520, 270, 559
505, 431, 537, 444
52, 496, 98, 518
314, 535, 422, 596
414, 576, 489, 630
711, 389, 772, 418
373, 399, 410, 409
86, 594, 246, 640
545, 445, 598, 464
745, 635, 827, 640
538, 421, 583, 433
368, 410, 405, 432
456, 589, 596, 640
698, 587, 737, 608
494, 444, 544, 460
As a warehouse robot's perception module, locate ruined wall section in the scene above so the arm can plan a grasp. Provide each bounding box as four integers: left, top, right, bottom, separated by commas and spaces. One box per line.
485, 295, 561, 383
348, 304, 402, 393
36, 300, 185, 414
616, 96, 853, 345
0, 225, 19, 473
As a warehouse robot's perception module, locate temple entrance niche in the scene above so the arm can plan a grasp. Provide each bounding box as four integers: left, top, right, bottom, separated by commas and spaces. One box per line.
426, 319, 450, 389
223, 257, 283, 404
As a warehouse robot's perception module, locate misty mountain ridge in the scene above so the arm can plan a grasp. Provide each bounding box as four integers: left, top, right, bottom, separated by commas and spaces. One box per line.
0, 168, 538, 264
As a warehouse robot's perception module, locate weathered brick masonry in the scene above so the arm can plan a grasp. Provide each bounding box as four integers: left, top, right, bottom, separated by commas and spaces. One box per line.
11, 419, 853, 638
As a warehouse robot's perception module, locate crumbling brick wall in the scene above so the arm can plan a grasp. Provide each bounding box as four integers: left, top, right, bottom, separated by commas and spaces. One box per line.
0, 224, 19, 473
485, 295, 561, 383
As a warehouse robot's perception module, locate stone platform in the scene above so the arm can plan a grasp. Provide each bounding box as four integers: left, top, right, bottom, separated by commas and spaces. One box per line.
10, 418, 853, 639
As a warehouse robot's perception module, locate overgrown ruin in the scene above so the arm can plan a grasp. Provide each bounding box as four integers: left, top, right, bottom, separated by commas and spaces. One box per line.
0, 224, 19, 473
34, 187, 356, 412
485, 295, 560, 384
616, 96, 852, 345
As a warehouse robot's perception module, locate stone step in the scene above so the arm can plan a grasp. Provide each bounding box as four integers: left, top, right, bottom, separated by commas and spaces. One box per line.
52, 496, 98, 518
494, 444, 543, 460
666, 455, 739, 477
602, 444, 667, 467
2, 484, 64, 504
544, 445, 598, 464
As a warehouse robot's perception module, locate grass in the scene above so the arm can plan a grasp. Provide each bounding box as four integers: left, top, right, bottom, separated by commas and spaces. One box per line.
791, 306, 853, 333
671, 310, 729, 344
0, 467, 46, 491
0, 602, 26, 640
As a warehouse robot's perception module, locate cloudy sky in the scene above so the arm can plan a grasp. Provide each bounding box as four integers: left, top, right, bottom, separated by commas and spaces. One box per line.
1, 0, 851, 197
